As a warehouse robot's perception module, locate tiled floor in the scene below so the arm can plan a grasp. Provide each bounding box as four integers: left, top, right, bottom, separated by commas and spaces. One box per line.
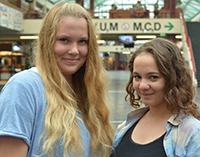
107, 70, 133, 129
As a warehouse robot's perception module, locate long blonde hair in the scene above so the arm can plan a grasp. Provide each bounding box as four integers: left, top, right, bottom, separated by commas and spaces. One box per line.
35, 2, 114, 156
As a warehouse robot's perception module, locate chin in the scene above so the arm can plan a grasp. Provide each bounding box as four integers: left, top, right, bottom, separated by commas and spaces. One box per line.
142, 101, 153, 107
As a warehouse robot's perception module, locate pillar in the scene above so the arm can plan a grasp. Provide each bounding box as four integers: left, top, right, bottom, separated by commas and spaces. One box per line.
76, 0, 84, 7
169, 0, 176, 18
164, 0, 177, 18
16, 0, 21, 8
167, 34, 176, 43
114, 53, 119, 70
29, 0, 35, 10
164, 0, 169, 9
90, 0, 94, 10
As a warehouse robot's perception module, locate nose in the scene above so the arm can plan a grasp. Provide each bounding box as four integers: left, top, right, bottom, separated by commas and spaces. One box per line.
68, 43, 79, 55
139, 79, 150, 90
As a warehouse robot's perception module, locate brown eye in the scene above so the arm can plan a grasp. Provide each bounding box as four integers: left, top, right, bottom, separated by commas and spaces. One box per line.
150, 76, 158, 80
133, 75, 141, 80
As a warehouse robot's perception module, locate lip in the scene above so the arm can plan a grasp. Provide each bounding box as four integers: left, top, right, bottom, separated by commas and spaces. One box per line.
141, 93, 153, 98
64, 58, 79, 64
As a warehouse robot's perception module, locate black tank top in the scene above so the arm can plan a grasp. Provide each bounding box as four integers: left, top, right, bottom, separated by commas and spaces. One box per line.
110, 121, 167, 157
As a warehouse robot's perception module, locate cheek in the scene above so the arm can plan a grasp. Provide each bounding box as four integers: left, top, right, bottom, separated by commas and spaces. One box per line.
80, 46, 88, 57
132, 80, 138, 90
156, 80, 166, 92
54, 42, 66, 56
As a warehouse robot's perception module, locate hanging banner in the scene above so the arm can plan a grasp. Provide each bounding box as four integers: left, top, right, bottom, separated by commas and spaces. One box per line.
14, 9, 22, 31
0, 2, 22, 31
7, 7, 14, 30
0, 3, 8, 28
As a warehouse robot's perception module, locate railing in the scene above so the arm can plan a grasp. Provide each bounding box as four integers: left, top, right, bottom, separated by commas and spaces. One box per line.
109, 7, 181, 19
180, 9, 196, 79
109, 8, 149, 18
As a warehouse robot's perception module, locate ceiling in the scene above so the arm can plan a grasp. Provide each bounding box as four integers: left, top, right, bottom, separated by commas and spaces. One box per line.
47, 0, 200, 21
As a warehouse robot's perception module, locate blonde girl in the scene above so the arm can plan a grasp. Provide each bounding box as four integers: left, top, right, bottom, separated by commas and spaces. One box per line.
0, 2, 114, 157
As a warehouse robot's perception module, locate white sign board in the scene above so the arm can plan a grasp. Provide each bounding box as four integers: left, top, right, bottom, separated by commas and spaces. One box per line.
93, 18, 182, 34
0, 2, 22, 31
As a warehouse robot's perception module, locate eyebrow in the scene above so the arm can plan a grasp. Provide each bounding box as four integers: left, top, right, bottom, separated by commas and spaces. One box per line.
56, 34, 88, 40
55, 34, 69, 38
80, 36, 89, 40
133, 72, 161, 75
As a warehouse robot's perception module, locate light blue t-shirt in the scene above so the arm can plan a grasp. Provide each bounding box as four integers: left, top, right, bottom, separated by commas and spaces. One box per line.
0, 68, 91, 157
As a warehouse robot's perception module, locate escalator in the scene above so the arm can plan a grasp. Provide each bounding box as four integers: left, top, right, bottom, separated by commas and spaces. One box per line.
186, 22, 200, 87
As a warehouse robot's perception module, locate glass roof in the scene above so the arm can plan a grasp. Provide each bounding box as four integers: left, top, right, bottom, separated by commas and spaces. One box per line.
47, 0, 200, 21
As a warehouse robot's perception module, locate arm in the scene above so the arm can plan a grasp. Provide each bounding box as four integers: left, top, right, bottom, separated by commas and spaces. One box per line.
0, 136, 28, 157
186, 129, 200, 157
0, 71, 41, 156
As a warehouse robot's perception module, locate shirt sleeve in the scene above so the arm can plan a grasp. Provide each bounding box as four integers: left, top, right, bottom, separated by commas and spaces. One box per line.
185, 124, 200, 156
0, 72, 37, 147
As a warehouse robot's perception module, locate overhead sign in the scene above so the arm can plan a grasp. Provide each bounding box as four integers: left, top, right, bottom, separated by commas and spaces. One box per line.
0, 3, 8, 28
99, 44, 143, 52
93, 19, 182, 34
99, 45, 134, 52
0, 2, 22, 31
14, 9, 22, 31
21, 18, 181, 35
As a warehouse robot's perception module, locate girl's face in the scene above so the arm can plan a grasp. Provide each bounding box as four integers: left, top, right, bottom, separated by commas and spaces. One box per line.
132, 52, 167, 108
54, 16, 88, 82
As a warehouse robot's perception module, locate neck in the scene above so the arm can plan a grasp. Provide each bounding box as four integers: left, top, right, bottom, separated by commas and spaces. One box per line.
64, 75, 74, 93
146, 104, 173, 121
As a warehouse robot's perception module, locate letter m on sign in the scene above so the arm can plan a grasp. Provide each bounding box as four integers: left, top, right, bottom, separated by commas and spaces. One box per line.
133, 23, 142, 30
110, 23, 118, 31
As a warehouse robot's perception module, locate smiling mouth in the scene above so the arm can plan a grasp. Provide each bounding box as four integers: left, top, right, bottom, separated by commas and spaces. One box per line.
141, 93, 153, 97
64, 59, 78, 64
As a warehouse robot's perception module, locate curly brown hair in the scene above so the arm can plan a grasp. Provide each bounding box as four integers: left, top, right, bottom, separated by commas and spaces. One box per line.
125, 38, 200, 120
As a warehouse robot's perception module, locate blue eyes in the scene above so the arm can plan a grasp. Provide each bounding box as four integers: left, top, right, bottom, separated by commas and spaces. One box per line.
59, 38, 88, 44
60, 38, 67, 42
79, 40, 88, 44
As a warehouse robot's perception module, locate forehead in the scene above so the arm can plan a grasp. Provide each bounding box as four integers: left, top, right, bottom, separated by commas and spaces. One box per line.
56, 16, 88, 35
58, 16, 87, 25
135, 52, 154, 61
133, 52, 159, 70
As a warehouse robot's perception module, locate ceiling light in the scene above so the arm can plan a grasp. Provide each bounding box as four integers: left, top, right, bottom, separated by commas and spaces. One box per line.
13, 45, 21, 51
97, 40, 105, 44
175, 35, 182, 39
122, 51, 130, 54
135, 40, 150, 44
0, 51, 12, 55
136, 35, 156, 39
20, 36, 38, 39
